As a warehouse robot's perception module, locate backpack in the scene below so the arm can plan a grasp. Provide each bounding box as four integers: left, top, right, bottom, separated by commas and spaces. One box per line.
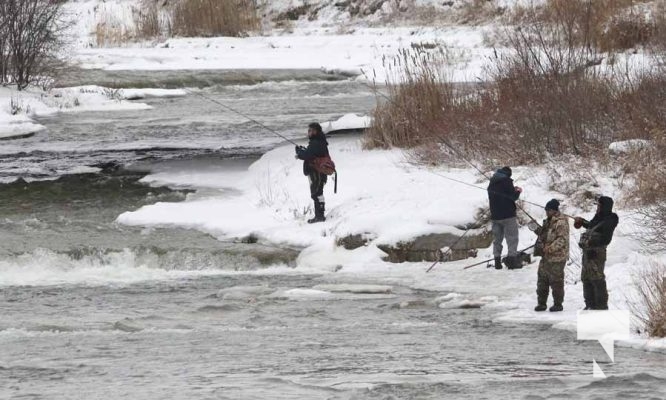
311, 155, 336, 176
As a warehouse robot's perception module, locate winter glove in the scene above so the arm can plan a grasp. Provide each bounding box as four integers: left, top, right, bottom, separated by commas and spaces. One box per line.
573, 217, 584, 229
527, 221, 540, 233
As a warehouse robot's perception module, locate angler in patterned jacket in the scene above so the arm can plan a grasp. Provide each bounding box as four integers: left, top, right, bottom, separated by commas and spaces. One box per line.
574, 196, 619, 310
295, 122, 329, 223
534, 199, 570, 312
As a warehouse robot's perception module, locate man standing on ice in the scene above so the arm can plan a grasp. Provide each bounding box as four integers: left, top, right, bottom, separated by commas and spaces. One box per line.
533, 199, 570, 312
295, 122, 329, 223
574, 196, 618, 310
487, 166, 522, 269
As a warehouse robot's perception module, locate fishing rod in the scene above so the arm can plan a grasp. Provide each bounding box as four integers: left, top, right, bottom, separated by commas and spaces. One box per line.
462, 244, 536, 270
425, 208, 489, 273
425, 169, 575, 220
184, 88, 300, 147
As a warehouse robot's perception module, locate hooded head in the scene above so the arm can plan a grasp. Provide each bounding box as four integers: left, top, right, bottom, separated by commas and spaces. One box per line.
308, 122, 324, 139
492, 166, 512, 181
597, 196, 614, 215
499, 166, 512, 177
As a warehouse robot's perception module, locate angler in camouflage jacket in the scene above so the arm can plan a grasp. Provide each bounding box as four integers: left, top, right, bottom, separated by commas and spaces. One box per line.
574, 196, 618, 310
534, 199, 570, 312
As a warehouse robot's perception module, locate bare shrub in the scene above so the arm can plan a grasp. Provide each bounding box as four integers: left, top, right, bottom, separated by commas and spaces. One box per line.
0, 12, 8, 84
485, 23, 616, 159
630, 264, 666, 337
602, 12, 656, 51
366, 0, 666, 171
0, 0, 68, 89
171, 0, 259, 38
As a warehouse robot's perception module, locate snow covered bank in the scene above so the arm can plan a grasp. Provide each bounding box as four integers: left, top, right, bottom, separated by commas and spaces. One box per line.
71, 26, 491, 83
0, 86, 185, 140
117, 137, 666, 353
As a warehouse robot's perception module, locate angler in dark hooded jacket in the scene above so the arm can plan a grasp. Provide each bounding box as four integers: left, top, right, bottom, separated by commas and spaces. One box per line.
295, 122, 329, 223
574, 196, 619, 310
487, 166, 523, 269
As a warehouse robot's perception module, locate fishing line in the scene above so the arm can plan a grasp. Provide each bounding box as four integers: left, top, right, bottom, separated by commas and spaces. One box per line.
184, 88, 300, 146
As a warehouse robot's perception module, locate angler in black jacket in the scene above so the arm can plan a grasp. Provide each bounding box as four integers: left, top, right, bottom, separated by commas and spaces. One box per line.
574, 196, 619, 310
295, 122, 329, 223
487, 166, 523, 270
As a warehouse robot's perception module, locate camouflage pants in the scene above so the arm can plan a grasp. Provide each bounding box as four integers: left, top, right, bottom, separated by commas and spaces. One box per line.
581, 247, 607, 282
537, 260, 566, 306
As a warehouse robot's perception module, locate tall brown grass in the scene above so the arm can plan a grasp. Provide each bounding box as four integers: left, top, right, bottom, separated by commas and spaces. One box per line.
364, 25, 621, 164
135, 5, 163, 40
364, 48, 456, 150
366, 0, 666, 166
95, 0, 258, 46
630, 264, 666, 337
171, 0, 259, 38
509, 0, 658, 52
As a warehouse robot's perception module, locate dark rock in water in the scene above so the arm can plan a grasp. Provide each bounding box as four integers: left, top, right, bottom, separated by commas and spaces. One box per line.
336, 233, 372, 250
325, 128, 366, 136
240, 233, 259, 244
113, 321, 142, 332
0, 131, 37, 141
224, 242, 301, 266
377, 230, 493, 263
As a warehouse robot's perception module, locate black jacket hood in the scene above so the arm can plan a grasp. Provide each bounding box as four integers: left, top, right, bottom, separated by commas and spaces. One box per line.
598, 196, 614, 215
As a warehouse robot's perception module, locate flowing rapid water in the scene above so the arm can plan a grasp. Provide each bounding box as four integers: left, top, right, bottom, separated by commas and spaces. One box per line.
1, 72, 664, 399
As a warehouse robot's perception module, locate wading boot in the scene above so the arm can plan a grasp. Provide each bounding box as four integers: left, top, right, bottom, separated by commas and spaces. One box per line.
307, 201, 326, 224
593, 279, 609, 310
582, 281, 596, 310
551, 282, 564, 313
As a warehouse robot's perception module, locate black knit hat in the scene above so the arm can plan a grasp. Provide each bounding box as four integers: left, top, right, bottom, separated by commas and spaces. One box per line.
545, 199, 560, 211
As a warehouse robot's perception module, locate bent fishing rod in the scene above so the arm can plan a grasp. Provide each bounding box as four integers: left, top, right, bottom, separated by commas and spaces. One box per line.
184, 88, 301, 147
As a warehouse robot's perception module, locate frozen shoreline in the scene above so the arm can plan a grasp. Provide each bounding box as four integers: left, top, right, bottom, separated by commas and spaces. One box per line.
117, 134, 666, 354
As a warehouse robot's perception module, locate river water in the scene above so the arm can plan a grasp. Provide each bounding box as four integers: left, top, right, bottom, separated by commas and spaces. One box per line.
0, 71, 664, 399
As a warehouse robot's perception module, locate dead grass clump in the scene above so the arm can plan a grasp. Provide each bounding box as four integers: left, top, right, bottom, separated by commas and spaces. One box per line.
650, 1, 666, 50
602, 12, 656, 51
275, 4, 312, 22
630, 264, 666, 337
363, 48, 458, 150
458, 0, 507, 24
171, 0, 259, 38
135, 5, 163, 40
509, 0, 658, 52
95, 21, 134, 47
